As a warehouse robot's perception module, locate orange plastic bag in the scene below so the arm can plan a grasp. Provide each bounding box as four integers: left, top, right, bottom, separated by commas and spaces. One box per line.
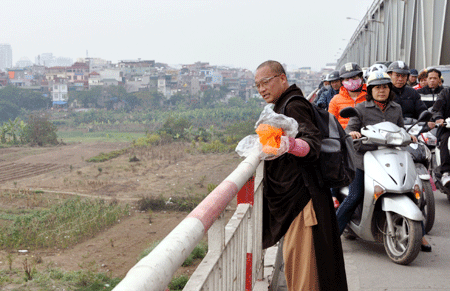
255, 124, 284, 155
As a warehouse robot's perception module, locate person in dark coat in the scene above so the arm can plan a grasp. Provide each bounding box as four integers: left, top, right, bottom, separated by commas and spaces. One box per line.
255, 60, 348, 291
387, 61, 428, 118
316, 70, 341, 110
418, 68, 445, 108
408, 69, 419, 87
431, 87, 450, 187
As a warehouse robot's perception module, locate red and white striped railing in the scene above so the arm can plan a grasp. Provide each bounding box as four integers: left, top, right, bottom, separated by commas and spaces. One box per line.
113, 150, 263, 291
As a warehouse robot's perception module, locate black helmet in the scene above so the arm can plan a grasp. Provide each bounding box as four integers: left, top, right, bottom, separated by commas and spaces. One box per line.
325, 70, 340, 82
386, 61, 410, 75
339, 62, 363, 79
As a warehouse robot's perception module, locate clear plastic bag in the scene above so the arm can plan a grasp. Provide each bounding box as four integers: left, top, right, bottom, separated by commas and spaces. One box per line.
235, 104, 299, 159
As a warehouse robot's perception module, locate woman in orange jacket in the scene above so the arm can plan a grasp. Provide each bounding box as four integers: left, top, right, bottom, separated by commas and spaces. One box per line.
328, 62, 367, 129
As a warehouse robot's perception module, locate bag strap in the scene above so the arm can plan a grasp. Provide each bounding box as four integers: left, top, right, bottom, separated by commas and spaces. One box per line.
279, 95, 325, 189
280, 95, 308, 116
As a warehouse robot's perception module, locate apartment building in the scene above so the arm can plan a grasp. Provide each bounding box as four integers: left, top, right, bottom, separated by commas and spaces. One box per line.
51, 80, 68, 106
0, 44, 12, 71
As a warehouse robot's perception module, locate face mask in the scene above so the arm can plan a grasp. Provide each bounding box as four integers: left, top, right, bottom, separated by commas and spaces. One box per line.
343, 78, 362, 91
324, 85, 331, 90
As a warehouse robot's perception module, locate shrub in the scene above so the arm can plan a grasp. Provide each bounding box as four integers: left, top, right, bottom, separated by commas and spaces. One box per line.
168, 275, 189, 290
225, 120, 255, 140
199, 140, 233, 153
136, 194, 205, 212
136, 195, 166, 212
132, 133, 162, 147
159, 116, 191, 139
182, 242, 207, 267
147, 133, 161, 145
87, 148, 128, 162
23, 114, 58, 146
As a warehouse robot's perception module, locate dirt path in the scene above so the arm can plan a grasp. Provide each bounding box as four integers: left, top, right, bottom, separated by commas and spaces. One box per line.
0, 142, 242, 283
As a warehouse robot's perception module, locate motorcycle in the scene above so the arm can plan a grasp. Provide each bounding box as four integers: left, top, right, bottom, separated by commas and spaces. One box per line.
429, 117, 450, 203
338, 107, 431, 265
404, 117, 436, 234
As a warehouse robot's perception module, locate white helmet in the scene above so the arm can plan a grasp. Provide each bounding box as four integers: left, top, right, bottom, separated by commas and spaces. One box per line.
367, 71, 392, 87
368, 63, 388, 75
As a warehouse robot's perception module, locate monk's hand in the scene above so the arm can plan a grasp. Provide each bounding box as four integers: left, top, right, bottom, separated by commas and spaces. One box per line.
262, 136, 290, 160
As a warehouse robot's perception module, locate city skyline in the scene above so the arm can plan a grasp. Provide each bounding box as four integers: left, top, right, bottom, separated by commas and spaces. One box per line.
1, 0, 373, 71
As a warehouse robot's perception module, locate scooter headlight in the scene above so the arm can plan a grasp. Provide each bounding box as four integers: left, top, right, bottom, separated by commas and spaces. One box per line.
385, 132, 403, 145
373, 181, 386, 202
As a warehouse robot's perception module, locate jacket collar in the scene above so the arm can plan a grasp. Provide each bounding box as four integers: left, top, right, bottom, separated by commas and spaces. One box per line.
365, 99, 399, 110
392, 85, 405, 96
339, 84, 367, 100
273, 84, 304, 111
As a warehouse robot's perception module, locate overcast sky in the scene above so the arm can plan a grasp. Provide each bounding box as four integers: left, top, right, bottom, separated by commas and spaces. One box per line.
2, 0, 374, 71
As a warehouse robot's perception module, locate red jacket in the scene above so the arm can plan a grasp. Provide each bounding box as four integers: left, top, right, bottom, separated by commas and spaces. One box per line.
328, 85, 367, 129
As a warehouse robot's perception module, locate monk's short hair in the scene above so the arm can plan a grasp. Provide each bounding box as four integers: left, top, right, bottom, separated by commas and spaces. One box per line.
257, 60, 286, 76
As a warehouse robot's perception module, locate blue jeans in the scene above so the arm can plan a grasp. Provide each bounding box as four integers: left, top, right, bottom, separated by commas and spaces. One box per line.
336, 169, 364, 235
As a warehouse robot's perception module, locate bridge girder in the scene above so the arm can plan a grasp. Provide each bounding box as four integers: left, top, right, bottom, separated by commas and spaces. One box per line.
337, 0, 450, 70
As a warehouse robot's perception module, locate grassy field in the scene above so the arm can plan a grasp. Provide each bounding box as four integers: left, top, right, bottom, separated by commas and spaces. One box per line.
0, 190, 209, 291
0, 191, 130, 250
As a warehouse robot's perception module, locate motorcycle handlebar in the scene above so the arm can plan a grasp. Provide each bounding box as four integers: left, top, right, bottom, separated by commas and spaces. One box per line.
352, 137, 368, 143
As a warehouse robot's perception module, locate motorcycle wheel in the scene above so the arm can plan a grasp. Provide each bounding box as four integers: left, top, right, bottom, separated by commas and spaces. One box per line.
383, 213, 422, 265
421, 181, 435, 234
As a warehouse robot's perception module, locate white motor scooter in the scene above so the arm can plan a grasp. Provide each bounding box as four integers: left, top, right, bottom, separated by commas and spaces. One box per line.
338, 107, 430, 265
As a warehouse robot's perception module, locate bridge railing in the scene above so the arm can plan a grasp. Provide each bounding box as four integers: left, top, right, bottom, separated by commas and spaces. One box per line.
183, 161, 264, 291
113, 91, 318, 291
113, 150, 263, 291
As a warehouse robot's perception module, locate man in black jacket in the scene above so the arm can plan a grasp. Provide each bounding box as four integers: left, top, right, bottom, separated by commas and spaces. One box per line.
418, 68, 445, 108
432, 86, 450, 187
387, 61, 428, 119
255, 60, 347, 291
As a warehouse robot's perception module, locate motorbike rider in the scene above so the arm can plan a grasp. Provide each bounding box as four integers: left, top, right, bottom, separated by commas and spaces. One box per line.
316, 70, 341, 110
408, 69, 419, 87
328, 62, 367, 129
431, 86, 450, 188
387, 61, 429, 118
336, 72, 405, 235
418, 68, 444, 108
339, 71, 432, 251
413, 69, 428, 90
314, 75, 330, 105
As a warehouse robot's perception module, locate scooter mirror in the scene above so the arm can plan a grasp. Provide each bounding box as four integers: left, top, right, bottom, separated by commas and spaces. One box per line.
340, 106, 358, 118
418, 110, 432, 122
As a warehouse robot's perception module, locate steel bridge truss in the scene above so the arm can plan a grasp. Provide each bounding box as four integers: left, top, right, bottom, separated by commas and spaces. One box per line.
337, 0, 450, 70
